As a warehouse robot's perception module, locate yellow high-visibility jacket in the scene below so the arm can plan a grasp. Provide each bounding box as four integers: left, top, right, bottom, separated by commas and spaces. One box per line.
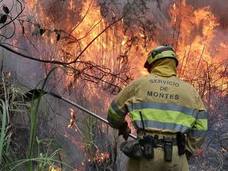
107, 59, 208, 154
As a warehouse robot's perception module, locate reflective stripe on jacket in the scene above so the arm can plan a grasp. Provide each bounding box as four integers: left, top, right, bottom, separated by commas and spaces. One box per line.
127, 102, 207, 134
107, 59, 208, 154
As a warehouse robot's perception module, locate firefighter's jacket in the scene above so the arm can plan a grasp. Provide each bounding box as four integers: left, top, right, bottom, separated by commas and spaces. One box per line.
107, 59, 208, 154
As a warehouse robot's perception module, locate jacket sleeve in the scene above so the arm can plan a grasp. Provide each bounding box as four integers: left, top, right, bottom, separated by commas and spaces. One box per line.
107, 79, 139, 129
186, 90, 208, 155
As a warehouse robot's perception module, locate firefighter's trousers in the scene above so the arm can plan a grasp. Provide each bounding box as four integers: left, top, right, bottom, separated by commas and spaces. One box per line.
127, 146, 189, 171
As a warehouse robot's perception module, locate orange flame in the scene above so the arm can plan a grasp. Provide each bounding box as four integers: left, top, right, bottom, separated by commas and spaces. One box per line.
169, 0, 227, 95
23, 0, 227, 169
67, 108, 77, 129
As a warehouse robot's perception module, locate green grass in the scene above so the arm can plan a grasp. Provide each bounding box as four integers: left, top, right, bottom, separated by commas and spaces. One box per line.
0, 98, 9, 164
0, 68, 73, 171
0, 74, 11, 167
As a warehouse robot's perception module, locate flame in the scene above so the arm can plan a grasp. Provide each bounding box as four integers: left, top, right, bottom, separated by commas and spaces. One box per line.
67, 108, 77, 129
88, 150, 110, 164
22, 0, 227, 169
23, 0, 228, 92
27, 0, 37, 9
94, 151, 109, 163
169, 0, 227, 95
49, 166, 61, 171
26, 0, 227, 136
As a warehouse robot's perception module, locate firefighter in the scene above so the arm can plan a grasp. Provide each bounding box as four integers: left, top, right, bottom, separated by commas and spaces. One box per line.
107, 45, 208, 171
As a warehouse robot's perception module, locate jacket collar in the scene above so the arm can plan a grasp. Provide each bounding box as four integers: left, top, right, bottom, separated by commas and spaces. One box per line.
149, 58, 177, 77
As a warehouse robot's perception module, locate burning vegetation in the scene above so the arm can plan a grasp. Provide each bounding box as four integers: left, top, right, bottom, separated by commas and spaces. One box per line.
0, 0, 227, 170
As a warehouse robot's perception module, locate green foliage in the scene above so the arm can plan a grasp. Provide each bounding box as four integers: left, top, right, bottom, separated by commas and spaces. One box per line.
0, 74, 13, 168
2, 148, 73, 171
0, 87, 10, 164
27, 95, 42, 171
81, 113, 112, 170
0, 69, 73, 171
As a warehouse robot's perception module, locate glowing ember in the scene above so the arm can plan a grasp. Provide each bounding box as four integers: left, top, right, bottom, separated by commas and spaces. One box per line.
90, 150, 110, 164
67, 108, 77, 129
48, 165, 61, 171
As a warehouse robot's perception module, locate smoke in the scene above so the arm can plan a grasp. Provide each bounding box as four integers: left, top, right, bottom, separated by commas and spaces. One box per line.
98, 0, 228, 46
0, 1, 227, 170
98, 0, 175, 44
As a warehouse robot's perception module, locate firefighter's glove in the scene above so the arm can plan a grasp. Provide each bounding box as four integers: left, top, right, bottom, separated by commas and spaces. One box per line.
118, 122, 131, 141
185, 150, 193, 161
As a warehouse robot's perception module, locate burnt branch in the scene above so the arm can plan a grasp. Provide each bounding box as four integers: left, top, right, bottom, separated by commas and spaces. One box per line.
0, 16, 123, 64
0, 0, 24, 39
61, 60, 131, 94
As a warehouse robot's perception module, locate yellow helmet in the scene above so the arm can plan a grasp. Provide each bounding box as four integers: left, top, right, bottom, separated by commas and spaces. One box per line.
144, 45, 178, 69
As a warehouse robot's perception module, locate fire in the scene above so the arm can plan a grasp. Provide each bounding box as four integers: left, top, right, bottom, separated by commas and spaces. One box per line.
88, 150, 110, 164
16, 0, 228, 169
49, 166, 61, 171
67, 108, 77, 129
16, 0, 228, 96
169, 0, 227, 96
94, 151, 110, 163
27, 0, 37, 9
